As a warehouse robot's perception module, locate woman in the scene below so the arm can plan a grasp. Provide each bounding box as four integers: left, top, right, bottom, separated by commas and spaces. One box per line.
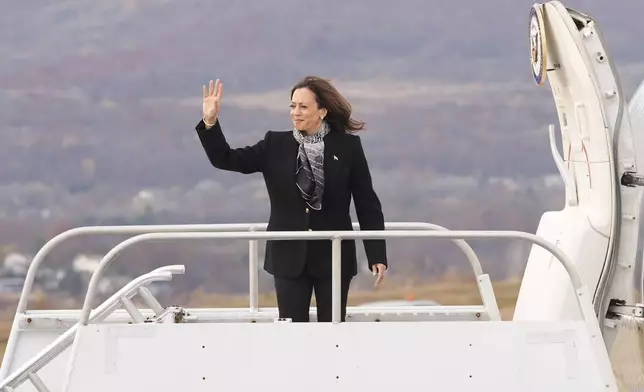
195, 76, 388, 322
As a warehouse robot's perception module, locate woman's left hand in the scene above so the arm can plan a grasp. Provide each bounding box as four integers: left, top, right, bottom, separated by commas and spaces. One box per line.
372, 263, 387, 287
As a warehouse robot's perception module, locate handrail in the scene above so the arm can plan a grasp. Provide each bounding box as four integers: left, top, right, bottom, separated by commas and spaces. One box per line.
0, 268, 181, 390
15, 221, 481, 313
15, 223, 262, 314
3, 221, 483, 381
78, 229, 591, 326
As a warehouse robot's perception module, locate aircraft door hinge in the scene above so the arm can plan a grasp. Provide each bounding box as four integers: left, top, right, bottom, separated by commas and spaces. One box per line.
606, 299, 644, 319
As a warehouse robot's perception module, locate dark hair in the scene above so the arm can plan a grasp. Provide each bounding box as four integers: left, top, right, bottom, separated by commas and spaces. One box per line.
290, 76, 365, 133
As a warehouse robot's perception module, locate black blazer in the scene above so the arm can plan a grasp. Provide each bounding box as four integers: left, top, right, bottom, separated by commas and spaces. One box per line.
195, 118, 387, 279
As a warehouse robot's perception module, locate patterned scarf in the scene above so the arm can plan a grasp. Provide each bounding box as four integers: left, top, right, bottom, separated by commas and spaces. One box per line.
293, 120, 330, 210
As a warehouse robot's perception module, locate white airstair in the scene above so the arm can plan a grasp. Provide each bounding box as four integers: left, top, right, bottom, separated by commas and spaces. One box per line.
0, 223, 619, 391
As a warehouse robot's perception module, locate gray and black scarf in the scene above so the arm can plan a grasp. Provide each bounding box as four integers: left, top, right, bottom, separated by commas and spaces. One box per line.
293, 120, 330, 210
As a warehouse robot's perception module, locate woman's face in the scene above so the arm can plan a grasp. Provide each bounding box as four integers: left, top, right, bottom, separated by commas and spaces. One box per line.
290, 87, 327, 133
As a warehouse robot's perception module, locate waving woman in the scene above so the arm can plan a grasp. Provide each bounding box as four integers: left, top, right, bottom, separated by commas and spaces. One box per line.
195, 76, 388, 322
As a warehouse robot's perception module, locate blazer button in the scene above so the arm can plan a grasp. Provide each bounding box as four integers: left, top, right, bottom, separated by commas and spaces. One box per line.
305, 208, 309, 213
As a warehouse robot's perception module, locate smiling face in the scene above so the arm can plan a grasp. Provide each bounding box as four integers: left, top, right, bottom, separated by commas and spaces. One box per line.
290, 87, 327, 134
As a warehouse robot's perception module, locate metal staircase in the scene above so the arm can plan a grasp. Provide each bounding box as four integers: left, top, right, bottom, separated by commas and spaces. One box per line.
0, 264, 184, 392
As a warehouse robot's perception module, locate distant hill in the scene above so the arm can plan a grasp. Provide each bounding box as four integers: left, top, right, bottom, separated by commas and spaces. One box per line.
1, 0, 642, 190
0, 0, 642, 290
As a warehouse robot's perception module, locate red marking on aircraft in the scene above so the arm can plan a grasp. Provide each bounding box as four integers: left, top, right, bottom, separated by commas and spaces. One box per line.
566, 141, 592, 189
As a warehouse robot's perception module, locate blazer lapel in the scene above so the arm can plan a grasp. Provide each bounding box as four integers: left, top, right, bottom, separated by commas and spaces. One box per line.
323, 131, 342, 189
272, 132, 301, 199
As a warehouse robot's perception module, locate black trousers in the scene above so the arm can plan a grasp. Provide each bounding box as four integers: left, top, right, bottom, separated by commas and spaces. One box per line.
274, 270, 352, 322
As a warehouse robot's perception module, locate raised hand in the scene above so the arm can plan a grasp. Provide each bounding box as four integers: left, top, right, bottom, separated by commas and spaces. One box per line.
203, 79, 223, 125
